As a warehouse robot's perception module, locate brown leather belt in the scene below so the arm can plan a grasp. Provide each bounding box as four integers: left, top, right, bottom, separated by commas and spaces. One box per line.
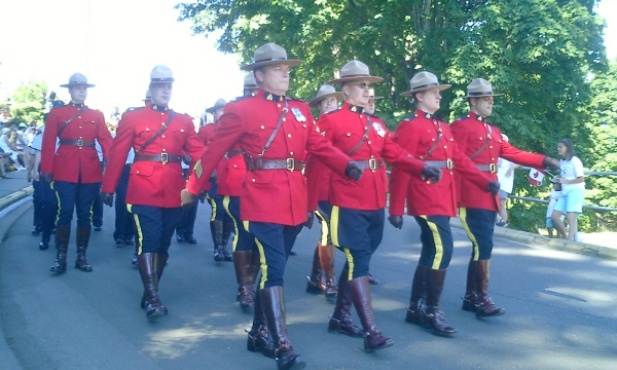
134, 153, 182, 165
477, 163, 497, 173
59, 139, 95, 148
246, 158, 304, 172
226, 148, 244, 158
350, 159, 384, 172
424, 159, 454, 170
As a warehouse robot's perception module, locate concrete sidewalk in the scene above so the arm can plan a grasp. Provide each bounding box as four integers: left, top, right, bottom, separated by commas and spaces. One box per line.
0, 170, 33, 212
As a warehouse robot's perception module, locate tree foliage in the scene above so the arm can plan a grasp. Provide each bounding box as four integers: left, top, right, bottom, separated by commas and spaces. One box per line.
7, 80, 48, 126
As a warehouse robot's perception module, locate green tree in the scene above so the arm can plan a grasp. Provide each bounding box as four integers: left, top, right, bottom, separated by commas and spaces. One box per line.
8, 80, 48, 126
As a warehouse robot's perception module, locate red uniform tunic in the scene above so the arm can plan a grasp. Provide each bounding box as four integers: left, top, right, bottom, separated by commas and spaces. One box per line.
306, 103, 425, 211
197, 124, 215, 144
216, 145, 246, 197
389, 110, 491, 217
186, 90, 350, 226
41, 103, 113, 183
102, 105, 206, 208
450, 111, 546, 211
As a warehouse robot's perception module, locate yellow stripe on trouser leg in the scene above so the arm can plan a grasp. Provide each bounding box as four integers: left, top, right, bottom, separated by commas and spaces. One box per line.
51, 181, 61, 224
315, 209, 329, 246
330, 206, 340, 247
343, 248, 354, 281
223, 196, 238, 251
459, 207, 480, 261
245, 221, 268, 290
419, 215, 444, 270
207, 194, 217, 222
128, 204, 144, 255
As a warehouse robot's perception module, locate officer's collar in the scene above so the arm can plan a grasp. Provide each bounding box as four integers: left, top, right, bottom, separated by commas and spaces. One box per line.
69, 102, 86, 108
415, 109, 435, 119
468, 111, 486, 122
262, 91, 285, 102
151, 104, 169, 112
345, 103, 364, 114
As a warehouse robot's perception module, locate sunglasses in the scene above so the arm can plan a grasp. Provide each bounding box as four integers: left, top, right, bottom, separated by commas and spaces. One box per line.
351, 82, 372, 90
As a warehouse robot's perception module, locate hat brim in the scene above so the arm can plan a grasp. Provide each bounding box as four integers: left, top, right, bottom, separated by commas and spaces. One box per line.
466, 93, 504, 98
309, 92, 344, 107
328, 76, 383, 85
240, 59, 302, 71
60, 83, 95, 88
401, 84, 451, 97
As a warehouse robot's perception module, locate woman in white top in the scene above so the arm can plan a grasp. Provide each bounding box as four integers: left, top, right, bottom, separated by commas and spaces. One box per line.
551, 139, 585, 240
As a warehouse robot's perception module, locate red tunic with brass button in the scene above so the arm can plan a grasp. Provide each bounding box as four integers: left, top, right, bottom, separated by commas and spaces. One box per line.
389, 110, 491, 217
306, 103, 425, 211
196, 123, 217, 192
41, 103, 113, 183
450, 111, 546, 211
102, 105, 206, 208
185, 91, 350, 226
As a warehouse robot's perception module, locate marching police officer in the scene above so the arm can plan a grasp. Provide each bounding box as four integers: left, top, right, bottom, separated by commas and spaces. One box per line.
182, 43, 363, 370
101, 65, 206, 320
388, 71, 498, 336
41, 73, 113, 274
450, 78, 559, 318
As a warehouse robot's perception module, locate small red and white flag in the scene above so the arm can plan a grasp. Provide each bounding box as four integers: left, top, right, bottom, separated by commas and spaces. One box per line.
528, 168, 545, 186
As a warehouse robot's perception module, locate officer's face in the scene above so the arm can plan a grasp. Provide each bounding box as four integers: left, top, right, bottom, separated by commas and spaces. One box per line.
319, 96, 338, 115
213, 107, 224, 122
69, 85, 88, 104
256, 64, 290, 96
343, 80, 371, 107
415, 87, 441, 114
471, 96, 493, 117
366, 98, 376, 114
150, 83, 172, 106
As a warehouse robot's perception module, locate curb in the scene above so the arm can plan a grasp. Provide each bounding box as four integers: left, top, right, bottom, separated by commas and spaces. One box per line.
450, 217, 617, 261
0, 186, 34, 212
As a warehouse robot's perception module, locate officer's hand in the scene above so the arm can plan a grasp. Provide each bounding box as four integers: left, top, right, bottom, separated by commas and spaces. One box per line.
304, 212, 315, 229
543, 156, 560, 172
421, 165, 442, 183
181, 189, 197, 207
40, 173, 52, 182
101, 192, 114, 207
388, 215, 403, 229
486, 181, 501, 195
345, 162, 363, 181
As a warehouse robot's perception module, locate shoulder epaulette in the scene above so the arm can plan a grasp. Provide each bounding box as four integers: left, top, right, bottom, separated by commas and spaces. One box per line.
453, 115, 468, 122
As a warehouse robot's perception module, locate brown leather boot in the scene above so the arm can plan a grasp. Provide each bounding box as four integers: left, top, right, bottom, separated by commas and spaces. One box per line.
405, 265, 428, 324
246, 290, 276, 358
75, 225, 93, 272
306, 245, 324, 295
50, 224, 70, 273
319, 244, 337, 298
140, 253, 168, 314
328, 269, 363, 338
260, 286, 306, 370
138, 253, 167, 320
462, 260, 477, 312
473, 260, 506, 317
234, 250, 256, 308
348, 276, 393, 352
420, 269, 456, 336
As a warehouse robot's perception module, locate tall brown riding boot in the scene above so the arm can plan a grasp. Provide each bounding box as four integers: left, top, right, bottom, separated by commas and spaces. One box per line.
138, 253, 167, 320
405, 265, 429, 324
211, 220, 225, 262
260, 286, 306, 370
75, 225, 93, 272
234, 250, 256, 308
348, 276, 393, 352
306, 245, 325, 294
246, 289, 276, 358
473, 260, 506, 317
319, 244, 337, 298
50, 224, 70, 273
328, 269, 363, 337
462, 259, 477, 312
140, 253, 168, 314
420, 269, 456, 336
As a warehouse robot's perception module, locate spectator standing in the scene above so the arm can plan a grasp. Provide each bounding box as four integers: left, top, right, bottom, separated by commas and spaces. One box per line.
546, 180, 564, 238
551, 139, 585, 241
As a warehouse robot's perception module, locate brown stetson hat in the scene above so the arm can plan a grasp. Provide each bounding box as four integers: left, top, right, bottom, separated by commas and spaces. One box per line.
466, 78, 504, 98
328, 60, 383, 85
401, 71, 451, 96
240, 43, 302, 71
60, 73, 95, 88
309, 85, 343, 107
206, 98, 227, 113
150, 65, 175, 84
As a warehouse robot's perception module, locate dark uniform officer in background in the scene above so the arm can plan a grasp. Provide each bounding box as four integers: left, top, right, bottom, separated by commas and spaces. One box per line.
101, 65, 206, 320
304, 84, 342, 299
450, 78, 560, 318
41, 73, 113, 274
182, 43, 362, 370
305, 61, 441, 352
388, 71, 498, 336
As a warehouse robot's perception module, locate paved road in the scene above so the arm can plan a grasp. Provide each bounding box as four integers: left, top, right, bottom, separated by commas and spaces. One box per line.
1, 196, 616, 370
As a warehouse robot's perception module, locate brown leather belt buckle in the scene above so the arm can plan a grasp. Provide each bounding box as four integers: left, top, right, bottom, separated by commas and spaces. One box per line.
286, 158, 295, 172
76, 138, 84, 147
368, 158, 377, 171
489, 163, 496, 173
161, 153, 168, 165
446, 159, 453, 170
